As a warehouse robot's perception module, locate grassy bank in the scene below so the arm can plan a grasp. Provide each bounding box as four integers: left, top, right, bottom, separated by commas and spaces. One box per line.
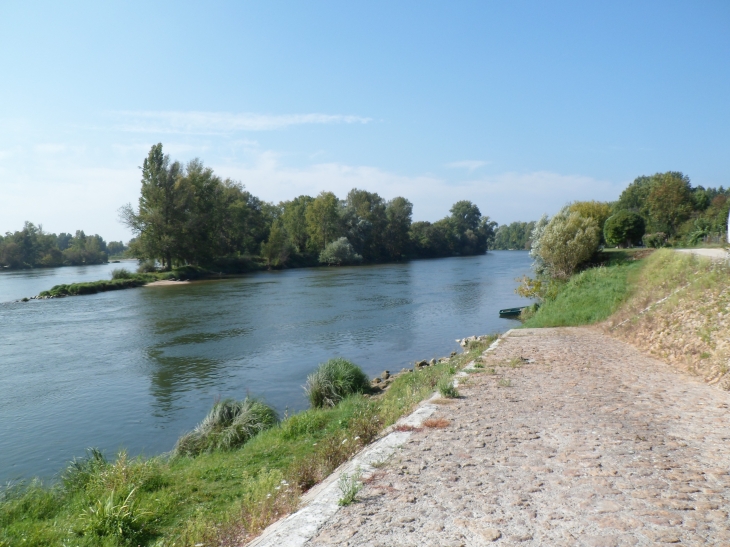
0, 339, 494, 547
605, 249, 730, 385
521, 251, 646, 328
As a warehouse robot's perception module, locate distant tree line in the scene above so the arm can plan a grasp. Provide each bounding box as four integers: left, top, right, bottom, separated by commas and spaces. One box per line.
0, 222, 127, 269
120, 144, 498, 270
491, 221, 537, 250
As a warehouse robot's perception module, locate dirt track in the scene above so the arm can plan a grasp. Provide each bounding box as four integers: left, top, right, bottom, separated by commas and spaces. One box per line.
307, 328, 730, 546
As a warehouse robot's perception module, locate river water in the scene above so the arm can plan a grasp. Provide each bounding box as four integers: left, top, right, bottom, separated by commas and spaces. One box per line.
0, 252, 531, 482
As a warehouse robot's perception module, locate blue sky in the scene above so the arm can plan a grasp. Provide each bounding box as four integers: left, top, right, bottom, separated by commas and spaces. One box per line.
1, 1, 728, 241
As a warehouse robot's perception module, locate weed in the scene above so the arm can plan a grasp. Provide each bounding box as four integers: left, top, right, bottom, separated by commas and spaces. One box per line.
473, 362, 485, 369
394, 424, 423, 432
80, 488, 147, 544
337, 468, 362, 506
423, 418, 450, 428
175, 397, 278, 456
486, 367, 497, 375
437, 377, 459, 398
305, 358, 371, 408
700, 352, 711, 359
498, 378, 512, 387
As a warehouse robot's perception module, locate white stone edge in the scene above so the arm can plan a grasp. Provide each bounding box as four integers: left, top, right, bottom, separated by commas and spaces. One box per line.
244, 330, 513, 547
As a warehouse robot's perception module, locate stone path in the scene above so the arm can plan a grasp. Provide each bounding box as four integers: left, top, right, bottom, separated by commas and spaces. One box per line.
675, 248, 729, 261
306, 328, 730, 546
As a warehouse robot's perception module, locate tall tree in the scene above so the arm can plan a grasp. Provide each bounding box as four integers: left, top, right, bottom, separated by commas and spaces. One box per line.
383, 197, 413, 259
280, 195, 314, 253
305, 191, 341, 252
119, 143, 183, 269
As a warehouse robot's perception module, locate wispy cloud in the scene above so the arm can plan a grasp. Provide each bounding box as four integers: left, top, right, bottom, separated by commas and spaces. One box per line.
112, 111, 372, 134
445, 160, 489, 172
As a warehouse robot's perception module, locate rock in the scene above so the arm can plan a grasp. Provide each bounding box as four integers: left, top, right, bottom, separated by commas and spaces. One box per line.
429, 358, 436, 366
381, 370, 390, 380
477, 528, 502, 541
415, 360, 428, 368
450, 351, 457, 357
372, 377, 381, 384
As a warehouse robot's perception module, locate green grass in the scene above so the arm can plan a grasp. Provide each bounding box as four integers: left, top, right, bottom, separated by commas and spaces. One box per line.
304, 358, 371, 408
521, 260, 643, 328
0, 338, 495, 547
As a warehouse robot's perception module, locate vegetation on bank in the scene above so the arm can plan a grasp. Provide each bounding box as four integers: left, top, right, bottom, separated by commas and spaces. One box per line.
605, 250, 730, 386
520, 250, 646, 327
119, 144, 498, 272
0, 222, 127, 269
0, 342, 494, 547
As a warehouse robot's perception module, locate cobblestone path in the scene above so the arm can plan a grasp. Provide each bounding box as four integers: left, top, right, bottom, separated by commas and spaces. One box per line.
307, 328, 730, 546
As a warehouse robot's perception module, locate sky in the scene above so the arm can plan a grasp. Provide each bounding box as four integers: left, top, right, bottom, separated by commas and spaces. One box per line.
1, 1, 728, 242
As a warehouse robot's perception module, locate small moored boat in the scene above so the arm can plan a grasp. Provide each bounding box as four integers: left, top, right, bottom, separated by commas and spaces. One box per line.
499, 306, 527, 318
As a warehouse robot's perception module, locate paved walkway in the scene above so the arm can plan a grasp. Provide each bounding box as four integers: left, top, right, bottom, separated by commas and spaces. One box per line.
306, 328, 730, 546
675, 248, 729, 261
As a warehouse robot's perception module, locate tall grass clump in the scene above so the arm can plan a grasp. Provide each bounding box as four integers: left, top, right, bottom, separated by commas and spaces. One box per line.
79, 488, 147, 544
175, 397, 278, 457
304, 358, 370, 408
437, 377, 459, 398
110, 268, 134, 280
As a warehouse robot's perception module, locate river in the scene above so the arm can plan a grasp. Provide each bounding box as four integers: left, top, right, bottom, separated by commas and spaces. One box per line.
0, 252, 531, 482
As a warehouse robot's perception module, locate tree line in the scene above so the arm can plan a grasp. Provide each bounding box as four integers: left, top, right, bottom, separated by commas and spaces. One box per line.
0, 222, 126, 269
120, 144, 498, 270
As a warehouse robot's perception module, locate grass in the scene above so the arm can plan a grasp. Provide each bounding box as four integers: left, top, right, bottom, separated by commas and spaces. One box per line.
337, 468, 362, 506
36, 266, 212, 298
0, 337, 495, 547
437, 377, 459, 398
521, 259, 644, 328
174, 397, 279, 457
304, 358, 371, 408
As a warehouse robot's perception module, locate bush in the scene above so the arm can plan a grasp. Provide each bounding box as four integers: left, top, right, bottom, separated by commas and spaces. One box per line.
111, 268, 133, 280
604, 211, 646, 247
174, 397, 278, 457
437, 377, 459, 398
80, 488, 146, 544
643, 232, 668, 248
305, 358, 370, 408
535, 208, 601, 279
136, 260, 157, 273
318, 238, 363, 266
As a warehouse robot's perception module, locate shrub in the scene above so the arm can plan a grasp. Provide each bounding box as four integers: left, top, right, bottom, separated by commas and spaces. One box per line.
305, 358, 370, 408
536, 208, 601, 279
174, 397, 278, 457
136, 260, 157, 273
437, 377, 459, 398
604, 211, 646, 247
643, 232, 668, 248
111, 268, 134, 280
80, 488, 146, 544
62, 447, 107, 492
318, 237, 363, 266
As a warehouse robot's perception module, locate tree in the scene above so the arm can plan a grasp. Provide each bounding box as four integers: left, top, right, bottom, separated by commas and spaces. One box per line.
492, 221, 536, 250
341, 189, 388, 261
280, 195, 314, 253
604, 211, 645, 247
645, 172, 692, 236
569, 201, 612, 243
119, 143, 183, 269
536, 208, 600, 279
383, 197, 413, 259
318, 237, 362, 265
306, 191, 341, 252
614, 176, 652, 214
261, 224, 292, 267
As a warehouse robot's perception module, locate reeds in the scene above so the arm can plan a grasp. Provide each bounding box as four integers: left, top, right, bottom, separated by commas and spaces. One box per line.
304, 358, 370, 408
174, 397, 278, 457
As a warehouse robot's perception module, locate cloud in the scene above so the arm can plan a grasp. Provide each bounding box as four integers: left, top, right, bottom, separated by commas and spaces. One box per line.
445, 160, 489, 172
112, 111, 372, 134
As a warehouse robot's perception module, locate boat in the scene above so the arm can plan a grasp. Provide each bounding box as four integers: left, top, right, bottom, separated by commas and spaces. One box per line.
499, 306, 527, 318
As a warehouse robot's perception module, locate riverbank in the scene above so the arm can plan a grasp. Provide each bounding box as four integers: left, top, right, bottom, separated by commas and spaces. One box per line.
302, 327, 730, 546
0, 336, 496, 547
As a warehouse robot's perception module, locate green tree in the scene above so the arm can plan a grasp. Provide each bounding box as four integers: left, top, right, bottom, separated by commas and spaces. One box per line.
536, 208, 600, 279
119, 143, 183, 269
645, 172, 692, 236
318, 237, 362, 265
604, 211, 645, 247
306, 191, 341, 252
261, 223, 293, 267
280, 195, 314, 253
383, 197, 413, 259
